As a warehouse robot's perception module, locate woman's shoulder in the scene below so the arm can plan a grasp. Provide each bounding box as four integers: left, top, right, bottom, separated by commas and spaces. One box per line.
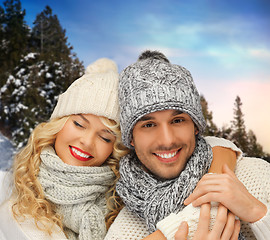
0, 199, 67, 240
236, 157, 270, 176
0, 170, 13, 204
0, 199, 30, 240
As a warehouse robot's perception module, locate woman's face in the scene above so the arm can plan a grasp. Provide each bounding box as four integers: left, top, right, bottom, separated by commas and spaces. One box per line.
55, 114, 116, 167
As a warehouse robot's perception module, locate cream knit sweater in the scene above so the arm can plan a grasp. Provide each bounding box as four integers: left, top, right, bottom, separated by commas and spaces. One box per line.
105, 137, 270, 240
157, 157, 270, 240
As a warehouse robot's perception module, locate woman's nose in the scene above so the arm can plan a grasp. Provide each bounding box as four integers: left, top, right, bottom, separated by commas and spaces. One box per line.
80, 131, 95, 148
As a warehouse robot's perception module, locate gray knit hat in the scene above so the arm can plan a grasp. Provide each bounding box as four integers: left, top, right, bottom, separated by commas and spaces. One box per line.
51, 58, 120, 122
119, 50, 206, 148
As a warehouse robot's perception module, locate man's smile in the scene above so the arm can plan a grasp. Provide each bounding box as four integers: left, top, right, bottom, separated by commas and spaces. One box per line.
153, 149, 182, 163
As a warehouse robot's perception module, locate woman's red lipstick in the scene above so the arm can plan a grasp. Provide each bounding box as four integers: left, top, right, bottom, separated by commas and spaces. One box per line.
69, 146, 93, 161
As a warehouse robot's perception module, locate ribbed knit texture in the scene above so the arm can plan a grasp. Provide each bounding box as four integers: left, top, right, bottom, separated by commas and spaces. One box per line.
51, 58, 120, 122
157, 203, 245, 240
157, 157, 270, 240
118, 50, 206, 148
116, 135, 212, 233
38, 147, 115, 240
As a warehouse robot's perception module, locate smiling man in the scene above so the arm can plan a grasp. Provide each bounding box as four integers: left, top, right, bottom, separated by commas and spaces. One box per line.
115, 50, 231, 234
131, 110, 197, 180
104, 50, 270, 240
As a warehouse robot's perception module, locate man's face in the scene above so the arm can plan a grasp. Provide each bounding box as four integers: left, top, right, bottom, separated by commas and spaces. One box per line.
131, 109, 198, 179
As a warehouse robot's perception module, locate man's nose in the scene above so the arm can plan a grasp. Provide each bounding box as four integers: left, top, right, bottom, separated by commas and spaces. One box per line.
157, 124, 175, 147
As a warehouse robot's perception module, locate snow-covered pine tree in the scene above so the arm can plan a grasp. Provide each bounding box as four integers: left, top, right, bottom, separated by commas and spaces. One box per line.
0, 0, 29, 89
0, 3, 84, 148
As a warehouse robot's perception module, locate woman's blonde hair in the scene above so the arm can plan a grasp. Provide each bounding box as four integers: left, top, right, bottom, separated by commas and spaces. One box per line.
12, 115, 129, 235
100, 117, 129, 229
12, 117, 69, 234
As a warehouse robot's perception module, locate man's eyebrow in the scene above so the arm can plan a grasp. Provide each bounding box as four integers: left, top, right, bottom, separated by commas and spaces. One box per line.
78, 114, 90, 123
172, 110, 183, 116
138, 115, 154, 122
138, 110, 184, 122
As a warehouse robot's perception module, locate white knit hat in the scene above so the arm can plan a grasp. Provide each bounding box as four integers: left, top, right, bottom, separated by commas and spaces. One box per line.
51, 58, 120, 122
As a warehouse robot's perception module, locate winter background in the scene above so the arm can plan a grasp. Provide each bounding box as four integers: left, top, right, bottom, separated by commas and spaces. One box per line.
1, 0, 270, 170
0, 133, 14, 170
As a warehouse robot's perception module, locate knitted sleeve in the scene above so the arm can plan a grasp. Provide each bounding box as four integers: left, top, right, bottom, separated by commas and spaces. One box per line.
104, 207, 149, 240
239, 157, 270, 240
157, 157, 270, 240
156, 203, 218, 240
249, 208, 270, 239
204, 136, 243, 162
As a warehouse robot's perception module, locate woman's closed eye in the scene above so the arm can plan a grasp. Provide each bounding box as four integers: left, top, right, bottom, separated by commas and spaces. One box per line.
99, 135, 113, 143
73, 120, 85, 128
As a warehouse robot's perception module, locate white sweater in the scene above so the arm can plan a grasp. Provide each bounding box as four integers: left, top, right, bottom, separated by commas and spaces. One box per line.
157, 157, 270, 240
0, 200, 67, 240
105, 137, 270, 240
0, 171, 67, 240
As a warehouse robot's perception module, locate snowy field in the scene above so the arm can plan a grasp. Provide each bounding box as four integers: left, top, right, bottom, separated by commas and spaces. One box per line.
0, 133, 15, 171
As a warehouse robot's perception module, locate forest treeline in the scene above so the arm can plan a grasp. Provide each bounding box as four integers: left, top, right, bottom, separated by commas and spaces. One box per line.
0, 0, 269, 161
0, 0, 84, 147
201, 95, 269, 161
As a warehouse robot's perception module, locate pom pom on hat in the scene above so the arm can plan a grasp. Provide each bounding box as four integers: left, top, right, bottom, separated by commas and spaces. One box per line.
138, 50, 169, 63
85, 58, 118, 74
51, 58, 120, 122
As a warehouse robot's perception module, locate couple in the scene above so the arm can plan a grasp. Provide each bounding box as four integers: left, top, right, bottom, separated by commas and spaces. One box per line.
0, 50, 269, 240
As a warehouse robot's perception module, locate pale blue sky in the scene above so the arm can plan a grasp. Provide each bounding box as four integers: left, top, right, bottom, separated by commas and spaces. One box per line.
10, 0, 270, 152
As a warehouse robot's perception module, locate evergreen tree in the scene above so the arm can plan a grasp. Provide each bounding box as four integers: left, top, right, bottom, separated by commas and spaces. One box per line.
0, 5, 5, 72
30, 6, 70, 62
246, 130, 268, 159
1, 53, 44, 145
230, 96, 249, 154
1, 5, 84, 147
0, 0, 29, 88
200, 95, 218, 136
217, 125, 232, 140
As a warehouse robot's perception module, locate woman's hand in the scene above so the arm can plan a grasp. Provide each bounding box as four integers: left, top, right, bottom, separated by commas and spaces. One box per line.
175, 203, 240, 240
184, 164, 267, 223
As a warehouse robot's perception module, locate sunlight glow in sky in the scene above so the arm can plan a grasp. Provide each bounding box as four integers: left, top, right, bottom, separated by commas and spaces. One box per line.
18, 0, 270, 153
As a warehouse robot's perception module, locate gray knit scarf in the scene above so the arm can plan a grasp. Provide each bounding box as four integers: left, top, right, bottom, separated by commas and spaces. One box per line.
38, 147, 115, 240
116, 136, 246, 240
116, 135, 212, 233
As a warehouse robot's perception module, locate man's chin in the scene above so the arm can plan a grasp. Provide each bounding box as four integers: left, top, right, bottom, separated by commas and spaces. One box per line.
141, 162, 183, 180
156, 173, 180, 180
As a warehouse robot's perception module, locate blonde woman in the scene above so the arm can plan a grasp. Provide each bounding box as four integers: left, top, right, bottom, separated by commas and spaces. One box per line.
0, 58, 128, 240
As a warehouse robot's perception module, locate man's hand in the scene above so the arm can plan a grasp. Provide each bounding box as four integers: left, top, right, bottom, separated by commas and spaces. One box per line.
184, 164, 267, 223
175, 203, 240, 240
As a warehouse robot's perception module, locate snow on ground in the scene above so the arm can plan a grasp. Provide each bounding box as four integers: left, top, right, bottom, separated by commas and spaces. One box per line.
0, 133, 14, 204
0, 133, 16, 171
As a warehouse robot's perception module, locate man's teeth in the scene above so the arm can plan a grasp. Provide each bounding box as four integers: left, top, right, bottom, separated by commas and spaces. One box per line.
72, 147, 90, 158
156, 151, 177, 159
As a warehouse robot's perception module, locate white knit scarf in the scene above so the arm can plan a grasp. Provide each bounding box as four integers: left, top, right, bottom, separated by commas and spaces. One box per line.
38, 147, 115, 240
116, 135, 213, 233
